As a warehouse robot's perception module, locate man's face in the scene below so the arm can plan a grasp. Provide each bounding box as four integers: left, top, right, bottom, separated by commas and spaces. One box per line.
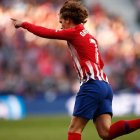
59, 15, 70, 29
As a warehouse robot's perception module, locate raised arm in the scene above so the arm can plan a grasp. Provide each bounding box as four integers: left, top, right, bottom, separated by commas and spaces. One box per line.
11, 18, 74, 41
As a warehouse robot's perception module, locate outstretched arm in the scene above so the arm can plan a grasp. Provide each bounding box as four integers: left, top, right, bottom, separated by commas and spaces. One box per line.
11, 18, 74, 41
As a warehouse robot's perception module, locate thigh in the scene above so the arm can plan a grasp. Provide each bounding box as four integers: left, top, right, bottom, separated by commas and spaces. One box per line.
73, 80, 101, 120
94, 114, 112, 137
68, 116, 89, 133
94, 81, 113, 119
73, 91, 99, 120
94, 97, 113, 120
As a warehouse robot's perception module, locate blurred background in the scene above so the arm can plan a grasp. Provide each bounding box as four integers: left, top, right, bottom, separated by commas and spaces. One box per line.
0, 0, 140, 120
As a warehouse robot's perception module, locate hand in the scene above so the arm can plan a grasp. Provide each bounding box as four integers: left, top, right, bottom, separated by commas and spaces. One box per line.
11, 18, 23, 28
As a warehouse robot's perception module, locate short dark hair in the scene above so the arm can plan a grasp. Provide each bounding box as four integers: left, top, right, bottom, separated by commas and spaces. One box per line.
60, 0, 88, 24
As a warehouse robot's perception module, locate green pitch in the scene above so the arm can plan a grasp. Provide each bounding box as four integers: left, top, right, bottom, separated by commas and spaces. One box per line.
0, 115, 139, 140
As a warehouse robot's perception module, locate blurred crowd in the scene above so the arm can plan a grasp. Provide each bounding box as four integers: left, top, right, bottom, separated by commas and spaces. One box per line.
0, 0, 140, 98
132, 0, 140, 26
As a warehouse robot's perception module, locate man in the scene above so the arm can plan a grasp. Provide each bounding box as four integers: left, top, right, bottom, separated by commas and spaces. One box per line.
11, 0, 140, 140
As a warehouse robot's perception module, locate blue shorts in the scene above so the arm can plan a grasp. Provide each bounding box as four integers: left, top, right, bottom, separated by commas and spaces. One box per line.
73, 79, 113, 120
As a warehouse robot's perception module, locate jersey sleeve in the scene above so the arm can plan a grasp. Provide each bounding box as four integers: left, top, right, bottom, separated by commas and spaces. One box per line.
21, 22, 75, 41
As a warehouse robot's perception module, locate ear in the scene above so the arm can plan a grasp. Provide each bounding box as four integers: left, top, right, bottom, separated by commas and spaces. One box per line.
65, 19, 71, 24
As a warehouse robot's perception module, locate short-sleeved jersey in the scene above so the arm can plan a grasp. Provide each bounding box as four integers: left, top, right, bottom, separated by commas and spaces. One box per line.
22, 22, 108, 83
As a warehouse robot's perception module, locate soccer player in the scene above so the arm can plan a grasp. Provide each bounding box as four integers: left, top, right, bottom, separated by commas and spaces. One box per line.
11, 0, 140, 140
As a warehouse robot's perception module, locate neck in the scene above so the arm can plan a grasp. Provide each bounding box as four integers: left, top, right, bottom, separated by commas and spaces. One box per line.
70, 23, 77, 28
69, 23, 81, 28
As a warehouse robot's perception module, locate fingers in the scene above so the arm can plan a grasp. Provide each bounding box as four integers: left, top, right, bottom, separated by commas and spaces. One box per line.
11, 18, 16, 27
10, 18, 21, 28
10, 18, 16, 21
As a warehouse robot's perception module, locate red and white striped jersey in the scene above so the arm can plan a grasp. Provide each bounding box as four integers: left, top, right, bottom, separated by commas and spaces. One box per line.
22, 22, 108, 83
